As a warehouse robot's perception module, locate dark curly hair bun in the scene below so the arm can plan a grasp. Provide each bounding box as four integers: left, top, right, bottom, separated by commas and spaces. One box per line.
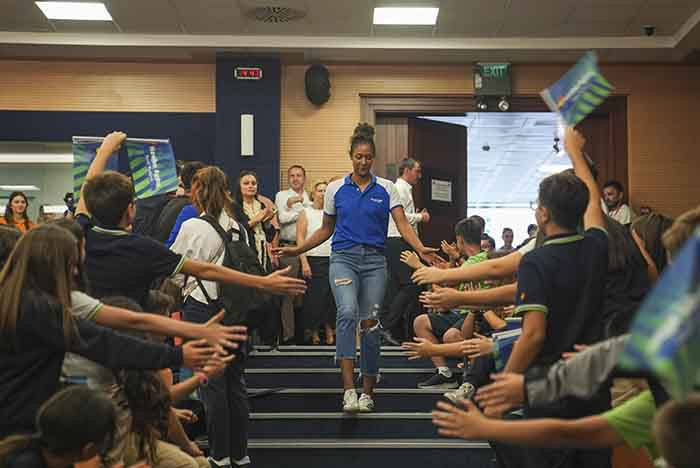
352, 122, 375, 140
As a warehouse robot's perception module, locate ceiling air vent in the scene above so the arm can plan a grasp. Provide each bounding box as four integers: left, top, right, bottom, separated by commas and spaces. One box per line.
248, 6, 306, 23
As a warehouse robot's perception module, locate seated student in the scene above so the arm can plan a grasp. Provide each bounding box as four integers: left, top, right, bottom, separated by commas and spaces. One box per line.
408, 217, 492, 389
73, 132, 306, 309
107, 294, 213, 468
0, 386, 117, 468
0, 225, 215, 438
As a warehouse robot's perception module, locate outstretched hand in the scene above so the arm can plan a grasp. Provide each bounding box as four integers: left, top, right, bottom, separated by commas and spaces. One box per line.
201, 310, 248, 354
420, 285, 463, 310
98, 131, 127, 156
432, 399, 489, 440
412, 266, 447, 285
262, 266, 307, 295
401, 337, 437, 360
475, 373, 525, 417
460, 334, 494, 359
400, 250, 424, 270
419, 247, 447, 267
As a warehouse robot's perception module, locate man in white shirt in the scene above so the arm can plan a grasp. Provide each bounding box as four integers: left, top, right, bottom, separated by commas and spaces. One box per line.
602, 180, 636, 225
275, 165, 311, 343
383, 158, 430, 343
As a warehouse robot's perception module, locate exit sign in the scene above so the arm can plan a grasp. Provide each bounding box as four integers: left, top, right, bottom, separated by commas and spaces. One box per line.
234, 67, 263, 80
474, 62, 511, 96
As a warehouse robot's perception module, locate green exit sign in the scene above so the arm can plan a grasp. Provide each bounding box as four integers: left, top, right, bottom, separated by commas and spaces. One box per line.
474, 62, 511, 96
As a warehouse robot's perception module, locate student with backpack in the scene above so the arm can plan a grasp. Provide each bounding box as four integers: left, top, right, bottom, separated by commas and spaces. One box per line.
73, 131, 306, 310
170, 166, 264, 468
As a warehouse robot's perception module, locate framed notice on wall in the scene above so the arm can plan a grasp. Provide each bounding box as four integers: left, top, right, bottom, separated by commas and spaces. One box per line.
431, 179, 452, 203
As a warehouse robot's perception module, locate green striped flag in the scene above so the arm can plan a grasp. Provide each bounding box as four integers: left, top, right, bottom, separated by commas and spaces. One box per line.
541, 52, 614, 126
125, 139, 179, 200
619, 230, 700, 398
72, 136, 119, 200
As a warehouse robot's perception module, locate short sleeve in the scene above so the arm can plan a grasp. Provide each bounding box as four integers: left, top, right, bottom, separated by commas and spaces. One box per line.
387, 181, 402, 210
602, 391, 656, 453
75, 213, 92, 232
514, 256, 549, 315
136, 236, 186, 278
585, 226, 608, 243
518, 238, 536, 255
324, 180, 340, 216
70, 291, 103, 321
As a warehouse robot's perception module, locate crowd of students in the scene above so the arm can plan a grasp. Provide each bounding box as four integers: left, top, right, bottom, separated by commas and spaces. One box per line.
0, 122, 699, 468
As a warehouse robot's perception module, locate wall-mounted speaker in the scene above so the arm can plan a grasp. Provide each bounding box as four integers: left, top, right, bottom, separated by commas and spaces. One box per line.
305, 64, 331, 106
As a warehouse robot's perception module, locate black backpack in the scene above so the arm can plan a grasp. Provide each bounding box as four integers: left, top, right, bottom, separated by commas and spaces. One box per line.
194, 214, 270, 326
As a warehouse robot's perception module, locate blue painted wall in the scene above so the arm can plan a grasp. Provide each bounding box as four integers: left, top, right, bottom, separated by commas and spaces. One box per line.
215, 57, 281, 198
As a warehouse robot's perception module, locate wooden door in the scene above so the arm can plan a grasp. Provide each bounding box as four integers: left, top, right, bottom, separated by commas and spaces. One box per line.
408, 117, 467, 249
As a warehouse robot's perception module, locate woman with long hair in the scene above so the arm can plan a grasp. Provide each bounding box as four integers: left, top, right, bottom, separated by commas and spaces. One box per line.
0, 386, 116, 468
297, 180, 335, 345
277, 123, 441, 413
0, 225, 210, 437
170, 166, 264, 468
0, 191, 35, 233
233, 171, 279, 272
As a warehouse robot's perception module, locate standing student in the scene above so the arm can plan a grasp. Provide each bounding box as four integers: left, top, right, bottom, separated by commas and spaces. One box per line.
0, 191, 35, 233
297, 180, 335, 345
170, 166, 256, 468
159, 161, 207, 245
498, 228, 515, 253
383, 158, 430, 343
491, 127, 611, 468
276, 123, 442, 413
0, 225, 214, 437
275, 165, 311, 343
73, 131, 305, 309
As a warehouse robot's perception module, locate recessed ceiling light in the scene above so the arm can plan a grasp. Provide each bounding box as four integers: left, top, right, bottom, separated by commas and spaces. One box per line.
373, 7, 439, 26
0, 185, 41, 192
35, 2, 112, 21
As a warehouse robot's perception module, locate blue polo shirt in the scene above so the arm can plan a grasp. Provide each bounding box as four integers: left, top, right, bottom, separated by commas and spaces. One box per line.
324, 174, 402, 252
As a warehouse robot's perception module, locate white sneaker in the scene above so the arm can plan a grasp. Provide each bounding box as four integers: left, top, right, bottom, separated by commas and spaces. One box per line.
444, 382, 476, 404
343, 389, 359, 413
357, 393, 375, 413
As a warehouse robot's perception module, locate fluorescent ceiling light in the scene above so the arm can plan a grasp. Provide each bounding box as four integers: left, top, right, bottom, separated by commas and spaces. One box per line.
373, 7, 439, 25
35, 2, 112, 21
0, 185, 41, 192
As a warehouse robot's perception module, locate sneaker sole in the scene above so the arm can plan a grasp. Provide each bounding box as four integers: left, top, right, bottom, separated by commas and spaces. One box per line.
417, 381, 460, 390
343, 404, 361, 413
357, 406, 374, 413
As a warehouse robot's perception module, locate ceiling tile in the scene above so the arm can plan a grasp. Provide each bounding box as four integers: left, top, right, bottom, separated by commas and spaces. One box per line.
107, 0, 183, 33
0, 0, 52, 31
569, 6, 637, 22
51, 20, 120, 33
174, 0, 245, 34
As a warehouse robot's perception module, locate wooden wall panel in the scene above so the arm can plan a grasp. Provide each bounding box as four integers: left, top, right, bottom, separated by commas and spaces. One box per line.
375, 116, 408, 179
281, 64, 700, 217
0, 60, 215, 112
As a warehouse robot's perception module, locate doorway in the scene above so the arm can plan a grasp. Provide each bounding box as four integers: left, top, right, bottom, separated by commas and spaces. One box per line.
369, 94, 628, 247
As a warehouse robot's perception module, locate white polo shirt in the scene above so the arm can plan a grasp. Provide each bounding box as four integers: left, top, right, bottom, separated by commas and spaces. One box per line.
275, 188, 311, 242
387, 177, 422, 238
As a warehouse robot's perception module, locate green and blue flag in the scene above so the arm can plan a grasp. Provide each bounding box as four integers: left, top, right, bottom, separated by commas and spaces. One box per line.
125, 139, 179, 200
619, 230, 700, 398
541, 52, 614, 126
72, 137, 178, 201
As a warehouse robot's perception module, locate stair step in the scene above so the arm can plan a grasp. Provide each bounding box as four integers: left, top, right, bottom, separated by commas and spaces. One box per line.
248, 351, 433, 369
245, 367, 435, 388
246, 438, 495, 468
249, 388, 449, 413
250, 412, 439, 439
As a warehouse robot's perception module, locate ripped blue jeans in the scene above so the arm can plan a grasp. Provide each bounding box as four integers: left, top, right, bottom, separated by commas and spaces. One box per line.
329, 245, 387, 377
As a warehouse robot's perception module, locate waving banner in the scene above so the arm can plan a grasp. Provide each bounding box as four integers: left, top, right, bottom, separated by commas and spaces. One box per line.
620, 231, 700, 398
72, 136, 119, 200
125, 139, 179, 200
541, 52, 614, 126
